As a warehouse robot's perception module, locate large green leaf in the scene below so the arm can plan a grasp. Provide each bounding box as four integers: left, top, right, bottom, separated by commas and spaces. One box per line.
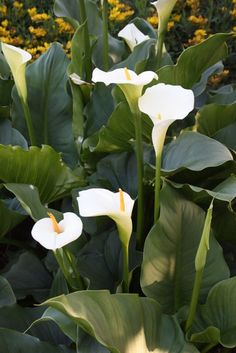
43, 290, 199, 353
0, 144, 84, 203
0, 198, 26, 237
3, 251, 52, 302
141, 183, 230, 313
0, 118, 27, 148
0, 328, 73, 353
157, 33, 231, 88
12, 43, 77, 168
162, 132, 233, 173
0, 276, 16, 307
189, 277, 236, 348
196, 102, 236, 149
84, 102, 152, 153
5, 183, 62, 221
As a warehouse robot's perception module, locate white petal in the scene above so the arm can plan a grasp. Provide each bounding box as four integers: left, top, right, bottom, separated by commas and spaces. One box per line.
56, 212, 83, 248
152, 0, 178, 32
151, 120, 173, 156
2, 43, 32, 65
92, 67, 157, 86
118, 23, 150, 51
139, 83, 194, 122
31, 218, 57, 250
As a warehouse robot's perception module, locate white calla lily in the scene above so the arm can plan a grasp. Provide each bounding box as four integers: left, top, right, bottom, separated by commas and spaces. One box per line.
31, 212, 83, 250
70, 73, 89, 85
138, 83, 194, 155
1, 43, 31, 102
77, 188, 134, 245
118, 23, 150, 51
92, 67, 158, 112
152, 0, 178, 34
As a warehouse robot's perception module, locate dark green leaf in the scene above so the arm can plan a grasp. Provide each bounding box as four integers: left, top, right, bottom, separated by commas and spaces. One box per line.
141, 183, 230, 313
0, 276, 16, 307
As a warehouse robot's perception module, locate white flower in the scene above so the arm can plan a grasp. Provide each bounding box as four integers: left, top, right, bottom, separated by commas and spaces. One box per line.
1, 43, 31, 102
92, 67, 158, 111
118, 23, 150, 51
152, 0, 178, 34
77, 188, 134, 245
138, 83, 194, 155
31, 212, 83, 250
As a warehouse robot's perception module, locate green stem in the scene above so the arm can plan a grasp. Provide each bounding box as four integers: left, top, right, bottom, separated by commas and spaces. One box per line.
185, 268, 204, 332
21, 97, 36, 146
78, 0, 92, 81
154, 152, 162, 223
133, 109, 144, 250
102, 0, 109, 71
54, 249, 72, 287
156, 30, 165, 70
206, 0, 213, 31
63, 247, 85, 290
121, 243, 129, 293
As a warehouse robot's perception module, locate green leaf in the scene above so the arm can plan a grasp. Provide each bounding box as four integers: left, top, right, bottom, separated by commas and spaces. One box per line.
84, 102, 151, 153
0, 328, 73, 353
0, 118, 27, 148
189, 277, 236, 348
0, 276, 16, 307
4, 183, 62, 221
162, 132, 233, 173
0, 198, 26, 237
43, 290, 199, 353
3, 251, 52, 302
0, 144, 84, 203
196, 102, 236, 149
11, 43, 77, 168
157, 33, 231, 88
141, 183, 230, 313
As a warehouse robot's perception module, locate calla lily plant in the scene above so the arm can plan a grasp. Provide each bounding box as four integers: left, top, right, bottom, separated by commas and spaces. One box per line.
139, 83, 194, 221
78, 188, 134, 292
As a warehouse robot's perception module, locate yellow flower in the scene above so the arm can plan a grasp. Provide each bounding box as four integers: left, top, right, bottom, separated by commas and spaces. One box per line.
1, 20, 8, 28
55, 18, 74, 33
188, 15, 208, 25
31, 13, 51, 22
0, 5, 7, 15
167, 20, 175, 31
230, 9, 236, 18
172, 13, 181, 22
27, 7, 37, 17
0, 26, 10, 36
29, 26, 47, 38
147, 15, 159, 27
188, 29, 207, 45
13, 1, 23, 9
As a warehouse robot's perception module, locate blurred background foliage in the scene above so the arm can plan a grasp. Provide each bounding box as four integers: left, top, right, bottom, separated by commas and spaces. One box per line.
0, 0, 235, 83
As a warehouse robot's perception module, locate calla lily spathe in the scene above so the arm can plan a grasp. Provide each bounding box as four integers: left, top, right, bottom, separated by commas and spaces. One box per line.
152, 0, 178, 34
138, 83, 194, 155
118, 23, 150, 51
1, 43, 31, 102
92, 67, 158, 112
31, 212, 83, 250
77, 188, 134, 245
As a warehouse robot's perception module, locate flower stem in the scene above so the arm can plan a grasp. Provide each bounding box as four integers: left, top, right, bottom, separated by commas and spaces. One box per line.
20, 97, 36, 146
121, 243, 129, 293
154, 152, 162, 222
133, 109, 144, 250
185, 268, 204, 332
156, 30, 165, 70
102, 0, 109, 71
78, 0, 92, 81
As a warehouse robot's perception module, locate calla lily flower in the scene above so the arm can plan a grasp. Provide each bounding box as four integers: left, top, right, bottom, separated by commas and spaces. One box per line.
31, 212, 83, 250
152, 0, 178, 34
1, 43, 31, 103
77, 188, 134, 245
70, 73, 90, 85
138, 83, 194, 155
92, 67, 158, 112
118, 23, 150, 51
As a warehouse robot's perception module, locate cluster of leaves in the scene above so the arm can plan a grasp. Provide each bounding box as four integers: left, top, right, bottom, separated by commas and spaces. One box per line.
0, 0, 236, 353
